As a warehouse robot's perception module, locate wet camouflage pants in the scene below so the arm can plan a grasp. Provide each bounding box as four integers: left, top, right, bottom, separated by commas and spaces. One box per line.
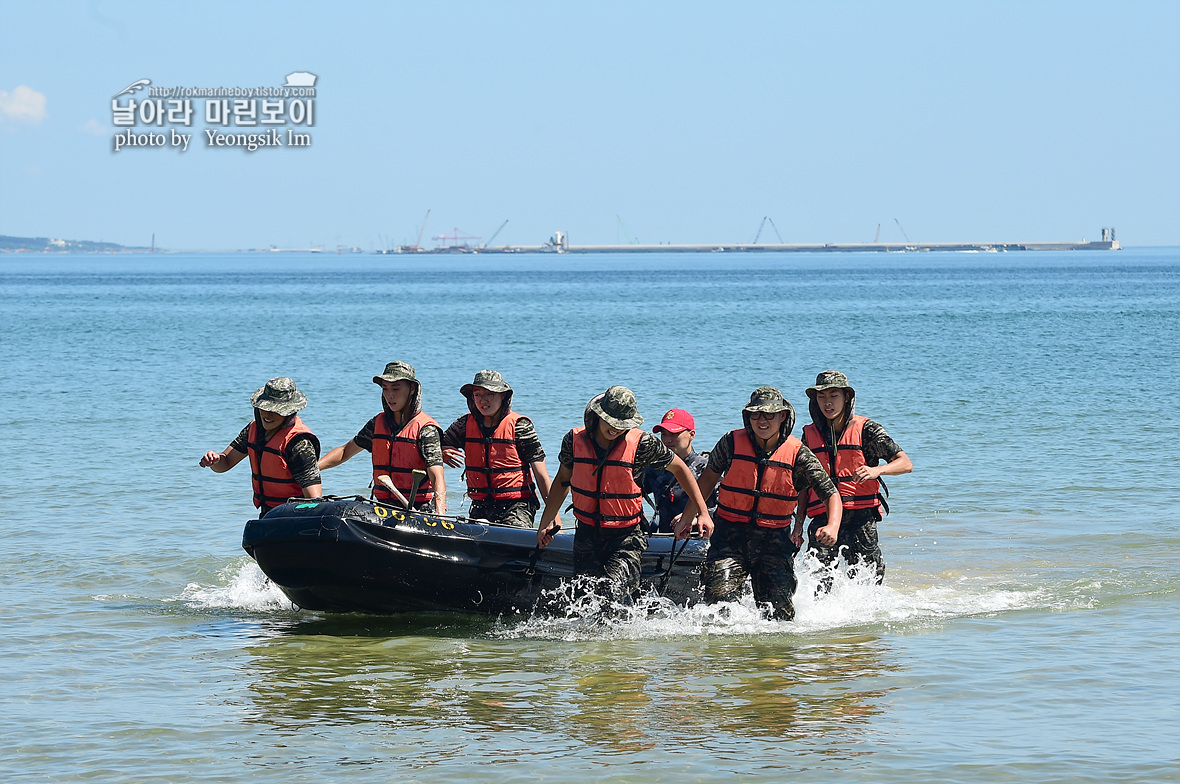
572, 523, 649, 602
468, 498, 538, 528
701, 520, 798, 620
808, 507, 885, 591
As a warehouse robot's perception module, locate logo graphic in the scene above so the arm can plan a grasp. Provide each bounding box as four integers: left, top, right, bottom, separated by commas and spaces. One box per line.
114, 79, 150, 98
283, 72, 317, 87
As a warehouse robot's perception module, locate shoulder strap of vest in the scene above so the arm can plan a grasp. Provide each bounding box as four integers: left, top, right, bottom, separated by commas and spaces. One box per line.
512, 413, 536, 494
729, 428, 756, 462
467, 410, 519, 445
842, 415, 867, 450
248, 420, 293, 458
803, 423, 821, 449
580, 428, 612, 477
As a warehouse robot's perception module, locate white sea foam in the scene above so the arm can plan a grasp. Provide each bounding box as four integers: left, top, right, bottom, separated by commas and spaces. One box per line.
497, 552, 1042, 641
175, 553, 1041, 634
176, 558, 297, 612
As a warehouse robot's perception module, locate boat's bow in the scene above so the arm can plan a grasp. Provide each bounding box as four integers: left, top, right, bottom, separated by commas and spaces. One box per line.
243, 496, 705, 615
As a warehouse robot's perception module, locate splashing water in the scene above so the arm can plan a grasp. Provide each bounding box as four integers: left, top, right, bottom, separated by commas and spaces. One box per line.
176, 558, 297, 613
497, 551, 1042, 641
173, 551, 1042, 636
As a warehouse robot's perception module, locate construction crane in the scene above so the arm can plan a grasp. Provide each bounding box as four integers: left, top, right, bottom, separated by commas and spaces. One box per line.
616, 215, 639, 245
431, 228, 481, 249
414, 209, 431, 251
480, 219, 509, 249
753, 216, 785, 244
893, 218, 912, 243
873, 224, 881, 244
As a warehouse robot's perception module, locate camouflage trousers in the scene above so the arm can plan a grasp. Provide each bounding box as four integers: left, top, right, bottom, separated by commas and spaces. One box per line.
572, 523, 649, 602
808, 507, 885, 592
701, 520, 798, 621
467, 498, 538, 528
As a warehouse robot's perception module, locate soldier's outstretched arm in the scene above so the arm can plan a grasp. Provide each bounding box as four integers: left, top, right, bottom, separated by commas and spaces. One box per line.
537, 464, 573, 547
318, 439, 363, 471
696, 467, 722, 500
531, 460, 554, 500
792, 504, 807, 548
670, 457, 714, 540
427, 465, 447, 514
853, 450, 912, 482
813, 492, 843, 546
200, 445, 246, 473
440, 417, 468, 467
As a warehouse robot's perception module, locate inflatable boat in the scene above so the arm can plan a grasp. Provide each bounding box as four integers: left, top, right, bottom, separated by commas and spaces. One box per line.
241, 496, 707, 615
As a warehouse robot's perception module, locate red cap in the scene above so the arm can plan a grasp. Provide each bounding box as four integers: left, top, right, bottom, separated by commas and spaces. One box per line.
653, 408, 695, 434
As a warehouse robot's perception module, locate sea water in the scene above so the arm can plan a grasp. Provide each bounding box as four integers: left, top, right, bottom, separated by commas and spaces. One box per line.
0, 249, 1177, 782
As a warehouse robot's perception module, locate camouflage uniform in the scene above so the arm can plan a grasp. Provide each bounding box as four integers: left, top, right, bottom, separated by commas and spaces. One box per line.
807, 508, 886, 587
352, 416, 444, 468
804, 370, 904, 588
560, 386, 674, 601
230, 378, 322, 516
441, 370, 547, 528
353, 361, 445, 471
705, 432, 835, 493
701, 387, 837, 621
350, 414, 443, 513
557, 430, 673, 486
704, 524, 801, 618
230, 424, 321, 494
570, 523, 651, 604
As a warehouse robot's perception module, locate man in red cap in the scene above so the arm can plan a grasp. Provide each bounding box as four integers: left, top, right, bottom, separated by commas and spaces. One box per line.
642, 408, 717, 533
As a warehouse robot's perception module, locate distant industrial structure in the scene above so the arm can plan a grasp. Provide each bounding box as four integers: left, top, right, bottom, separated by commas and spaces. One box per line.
376, 228, 1120, 255
371, 214, 1121, 255
1, 221, 1122, 255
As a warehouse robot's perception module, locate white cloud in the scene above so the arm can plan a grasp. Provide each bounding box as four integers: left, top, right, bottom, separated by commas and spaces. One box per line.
80, 118, 106, 136
0, 85, 48, 123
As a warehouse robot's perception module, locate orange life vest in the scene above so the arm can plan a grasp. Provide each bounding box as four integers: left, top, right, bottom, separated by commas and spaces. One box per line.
464, 411, 533, 502
715, 429, 800, 528
803, 415, 880, 517
372, 410, 438, 504
569, 426, 644, 528
247, 416, 319, 510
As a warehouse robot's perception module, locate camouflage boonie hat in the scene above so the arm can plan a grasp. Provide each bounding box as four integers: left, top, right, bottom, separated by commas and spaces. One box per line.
743, 386, 791, 414
250, 377, 307, 416
806, 370, 855, 399
460, 369, 512, 397
588, 385, 644, 430
373, 361, 417, 386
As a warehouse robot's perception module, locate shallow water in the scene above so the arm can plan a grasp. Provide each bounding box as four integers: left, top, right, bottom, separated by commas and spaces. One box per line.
1, 249, 1177, 782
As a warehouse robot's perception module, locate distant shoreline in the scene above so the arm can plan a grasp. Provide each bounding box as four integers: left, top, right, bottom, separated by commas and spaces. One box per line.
382, 239, 1121, 254
1, 235, 1123, 255
0, 235, 147, 254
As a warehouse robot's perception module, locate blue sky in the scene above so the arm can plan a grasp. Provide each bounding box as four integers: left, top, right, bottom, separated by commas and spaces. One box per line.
2, 1, 1177, 250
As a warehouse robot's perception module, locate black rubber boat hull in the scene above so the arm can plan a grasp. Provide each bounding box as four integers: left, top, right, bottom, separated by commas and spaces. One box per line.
242, 497, 706, 615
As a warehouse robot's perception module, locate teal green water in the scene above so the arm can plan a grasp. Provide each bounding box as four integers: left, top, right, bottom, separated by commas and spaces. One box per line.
1, 249, 1177, 782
